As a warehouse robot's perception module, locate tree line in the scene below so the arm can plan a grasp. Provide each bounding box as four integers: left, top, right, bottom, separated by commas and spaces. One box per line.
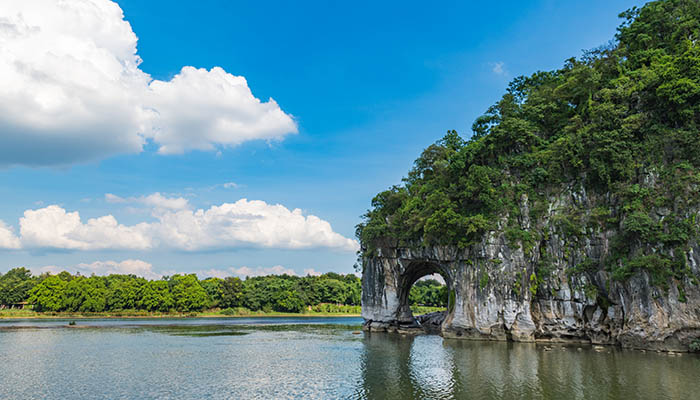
0, 268, 446, 313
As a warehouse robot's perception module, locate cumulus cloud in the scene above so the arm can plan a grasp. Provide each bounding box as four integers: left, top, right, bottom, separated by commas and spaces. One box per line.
0, 220, 21, 249
19, 205, 152, 250
0, 0, 297, 166
151, 199, 358, 251
7, 197, 358, 252
31, 259, 161, 280
147, 67, 296, 155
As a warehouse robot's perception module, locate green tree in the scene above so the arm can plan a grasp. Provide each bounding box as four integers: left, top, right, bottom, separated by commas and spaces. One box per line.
27, 275, 67, 312
200, 277, 222, 307
138, 280, 174, 312
62, 276, 107, 312
169, 274, 210, 312
106, 275, 146, 310
0, 267, 35, 306
219, 277, 244, 308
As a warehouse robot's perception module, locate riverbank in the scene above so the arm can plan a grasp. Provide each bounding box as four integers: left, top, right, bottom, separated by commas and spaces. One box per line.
0, 309, 359, 319
0, 306, 443, 319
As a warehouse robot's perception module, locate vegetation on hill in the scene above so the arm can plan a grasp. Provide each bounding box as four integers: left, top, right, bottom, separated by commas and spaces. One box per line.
357, 0, 700, 289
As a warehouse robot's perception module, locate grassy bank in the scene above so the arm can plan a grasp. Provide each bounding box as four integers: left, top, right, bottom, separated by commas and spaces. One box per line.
0, 305, 444, 319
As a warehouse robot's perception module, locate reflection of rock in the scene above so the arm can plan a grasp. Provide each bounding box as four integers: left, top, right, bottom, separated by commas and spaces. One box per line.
361, 193, 700, 352
416, 311, 446, 334
357, 335, 700, 399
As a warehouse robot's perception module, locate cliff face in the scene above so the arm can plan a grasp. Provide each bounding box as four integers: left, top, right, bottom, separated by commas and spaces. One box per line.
359, 0, 700, 353
361, 188, 700, 352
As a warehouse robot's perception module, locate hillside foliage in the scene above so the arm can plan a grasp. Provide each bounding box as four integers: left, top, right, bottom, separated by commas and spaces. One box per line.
357, 0, 700, 288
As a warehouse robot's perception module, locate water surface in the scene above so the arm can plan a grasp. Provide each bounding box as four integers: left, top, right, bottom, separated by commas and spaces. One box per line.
0, 317, 697, 399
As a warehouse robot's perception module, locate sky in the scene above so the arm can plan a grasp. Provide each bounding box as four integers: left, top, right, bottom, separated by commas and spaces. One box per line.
0, 0, 643, 279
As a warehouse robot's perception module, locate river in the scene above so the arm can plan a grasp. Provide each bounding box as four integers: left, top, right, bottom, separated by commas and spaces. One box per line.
0, 317, 697, 399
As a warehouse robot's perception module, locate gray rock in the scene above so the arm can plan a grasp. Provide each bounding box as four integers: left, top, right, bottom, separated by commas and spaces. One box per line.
361, 190, 700, 352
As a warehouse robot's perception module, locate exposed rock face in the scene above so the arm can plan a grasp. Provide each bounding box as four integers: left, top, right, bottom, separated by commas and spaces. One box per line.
361, 192, 700, 352
416, 311, 446, 334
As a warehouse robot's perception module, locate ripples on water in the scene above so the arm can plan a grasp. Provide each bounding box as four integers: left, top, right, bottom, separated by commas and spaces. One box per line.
0, 317, 698, 399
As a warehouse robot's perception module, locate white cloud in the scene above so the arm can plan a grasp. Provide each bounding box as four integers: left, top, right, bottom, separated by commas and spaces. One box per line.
195, 269, 234, 279
31, 259, 161, 280
9, 197, 358, 252
230, 265, 298, 277
105, 193, 127, 203
303, 268, 322, 276
490, 61, 507, 76
19, 205, 152, 250
151, 199, 358, 251
0, 220, 21, 249
141, 193, 190, 211
147, 67, 297, 155
0, 0, 296, 167
191, 265, 302, 279
30, 265, 64, 276
75, 259, 160, 279
105, 192, 190, 211
222, 182, 239, 189
419, 273, 445, 285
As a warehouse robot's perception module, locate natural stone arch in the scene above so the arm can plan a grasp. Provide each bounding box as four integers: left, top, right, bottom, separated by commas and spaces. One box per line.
361, 244, 538, 340
361, 246, 456, 334
394, 261, 451, 326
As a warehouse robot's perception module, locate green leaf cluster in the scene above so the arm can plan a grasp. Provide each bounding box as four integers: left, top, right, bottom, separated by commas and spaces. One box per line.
408, 279, 448, 307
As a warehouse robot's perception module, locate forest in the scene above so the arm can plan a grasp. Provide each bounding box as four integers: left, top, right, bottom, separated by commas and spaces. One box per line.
0, 267, 445, 314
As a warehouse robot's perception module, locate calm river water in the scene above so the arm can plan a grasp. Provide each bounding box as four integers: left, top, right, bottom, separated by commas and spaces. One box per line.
0, 317, 698, 399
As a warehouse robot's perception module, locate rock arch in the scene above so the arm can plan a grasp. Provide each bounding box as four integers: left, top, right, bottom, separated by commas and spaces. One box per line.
361, 244, 539, 340
361, 246, 458, 334
361, 239, 700, 351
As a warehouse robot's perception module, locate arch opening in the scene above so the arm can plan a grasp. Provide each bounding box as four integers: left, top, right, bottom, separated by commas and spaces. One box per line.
395, 261, 453, 334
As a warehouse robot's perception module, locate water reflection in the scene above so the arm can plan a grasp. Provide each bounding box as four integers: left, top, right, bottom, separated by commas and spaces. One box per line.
356, 333, 700, 400
0, 319, 698, 399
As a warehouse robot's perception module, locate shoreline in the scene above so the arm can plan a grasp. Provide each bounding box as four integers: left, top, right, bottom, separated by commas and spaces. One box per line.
0, 313, 363, 320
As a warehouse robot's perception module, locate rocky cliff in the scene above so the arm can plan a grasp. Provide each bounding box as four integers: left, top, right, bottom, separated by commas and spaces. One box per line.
361, 186, 700, 352
358, 0, 700, 353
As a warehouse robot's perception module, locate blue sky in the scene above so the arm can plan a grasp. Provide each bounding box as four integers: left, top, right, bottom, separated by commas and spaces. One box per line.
0, 0, 642, 278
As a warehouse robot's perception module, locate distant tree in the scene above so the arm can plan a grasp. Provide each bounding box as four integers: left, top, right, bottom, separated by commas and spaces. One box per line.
200, 277, 222, 307
62, 276, 107, 312
15, 269, 362, 314
169, 274, 210, 312
138, 280, 174, 312
106, 275, 146, 310
409, 279, 447, 307
0, 267, 35, 306
28, 275, 67, 312
274, 290, 305, 313
219, 277, 244, 308
318, 279, 349, 304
